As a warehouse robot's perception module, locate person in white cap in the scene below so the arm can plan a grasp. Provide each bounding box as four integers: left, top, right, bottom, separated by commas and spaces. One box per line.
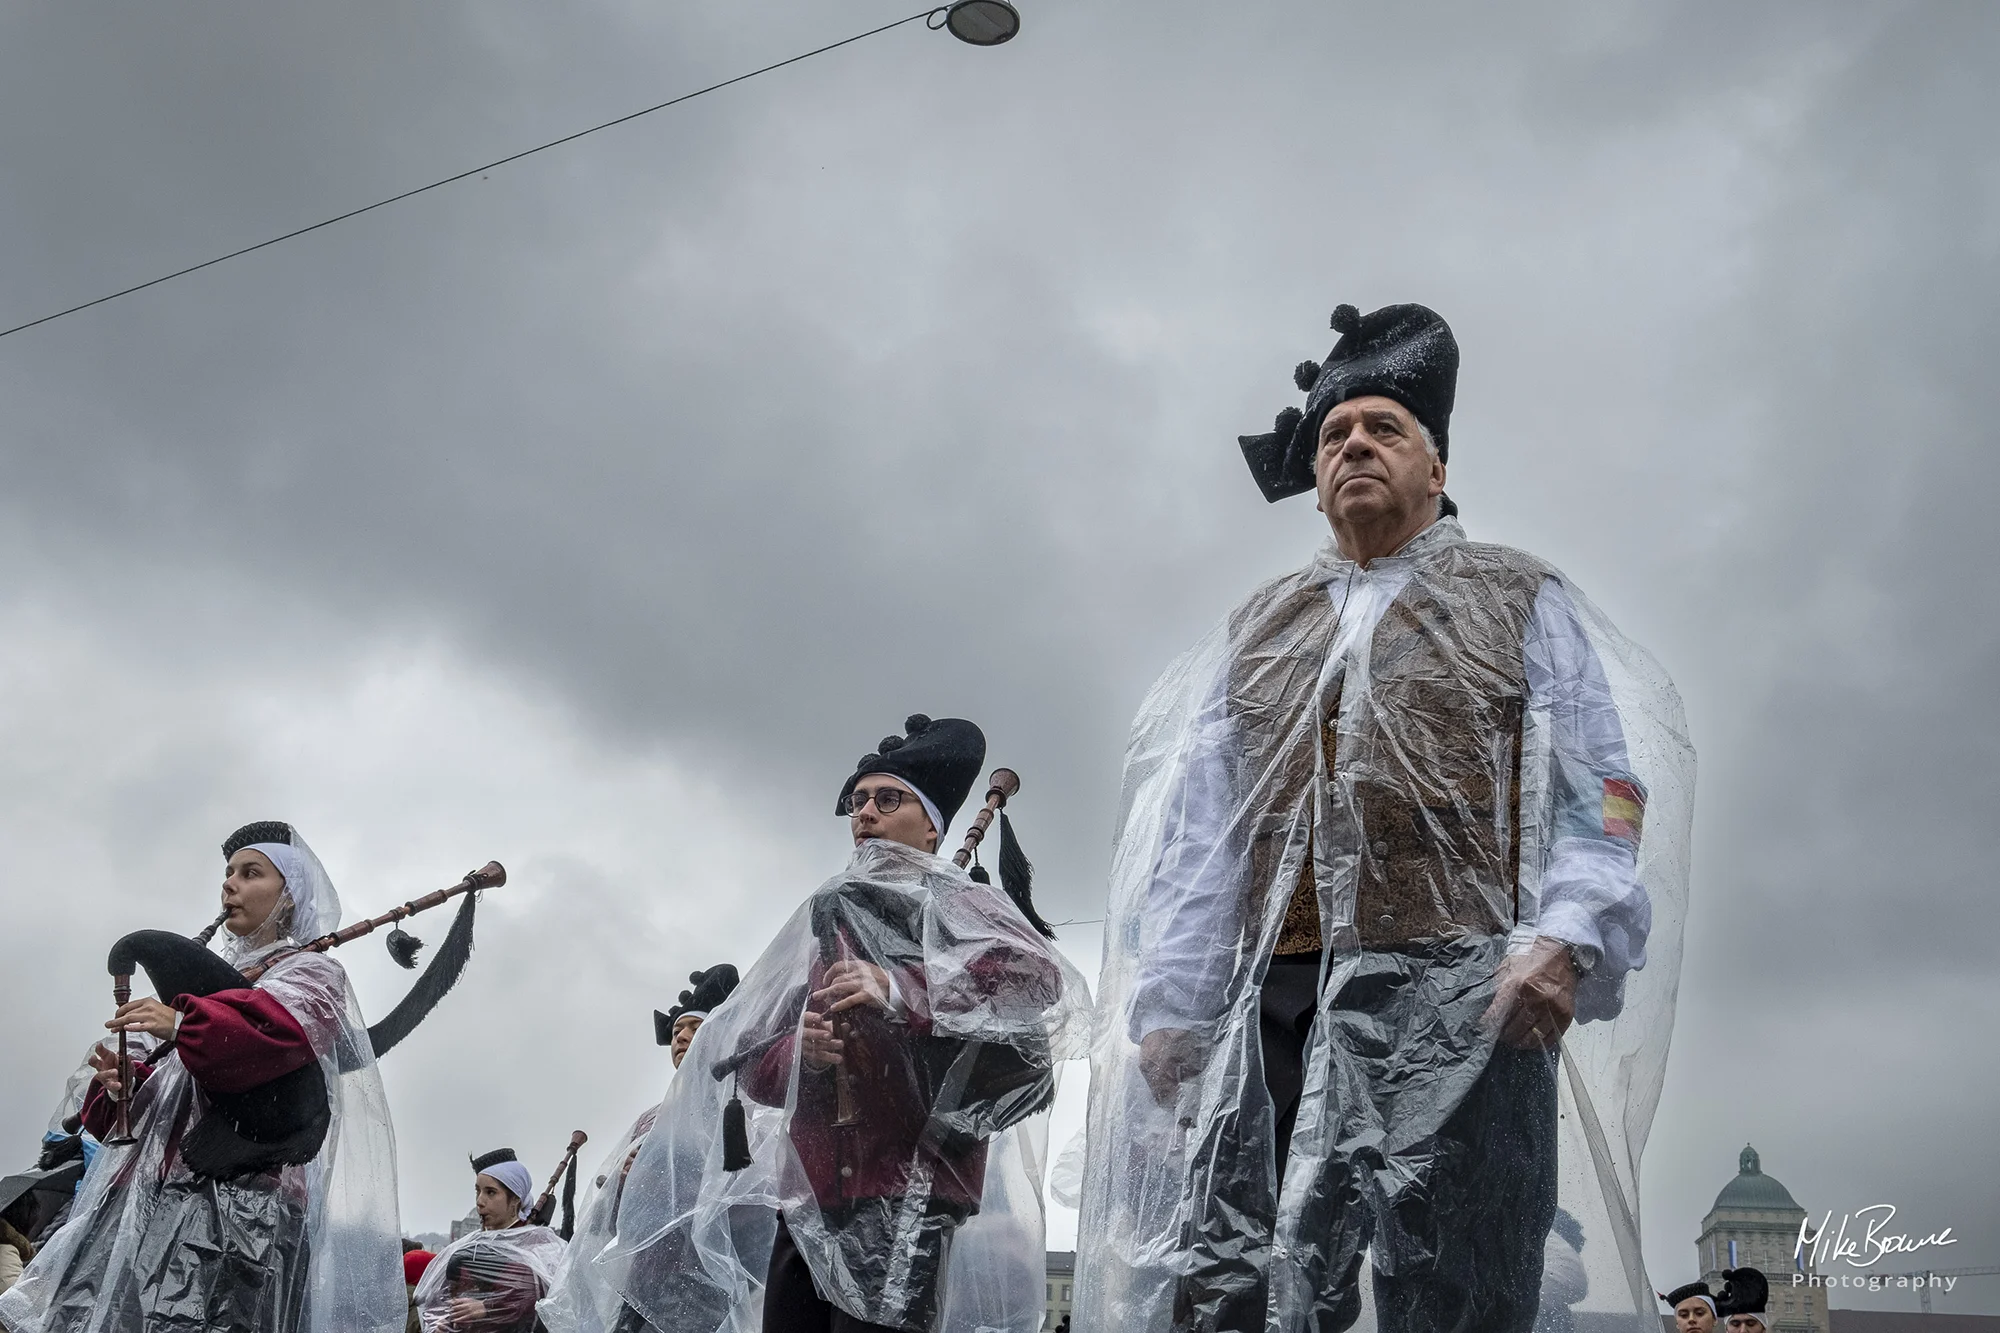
413, 1149, 567, 1332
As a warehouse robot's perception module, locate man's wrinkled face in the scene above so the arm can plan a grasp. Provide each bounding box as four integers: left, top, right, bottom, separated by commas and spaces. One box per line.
1314, 394, 1445, 534
670, 1014, 702, 1067
848, 773, 938, 852
1676, 1298, 1717, 1332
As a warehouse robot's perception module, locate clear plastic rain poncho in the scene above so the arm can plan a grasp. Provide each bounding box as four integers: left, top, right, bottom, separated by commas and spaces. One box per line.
1074, 519, 1695, 1333
538, 1104, 663, 1331
414, 1224, 568, 1333
542, 838, 1090, 1333
0, 834, 406, 1333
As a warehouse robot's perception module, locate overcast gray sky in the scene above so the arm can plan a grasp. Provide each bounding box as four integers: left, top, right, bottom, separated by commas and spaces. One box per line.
2, 0, 1995, 1315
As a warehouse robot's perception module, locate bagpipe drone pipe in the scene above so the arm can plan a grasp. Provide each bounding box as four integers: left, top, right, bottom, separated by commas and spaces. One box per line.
103, 861, 504, 1181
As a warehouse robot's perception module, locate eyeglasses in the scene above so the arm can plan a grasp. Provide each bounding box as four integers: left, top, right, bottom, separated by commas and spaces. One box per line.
846, 786, 913, 815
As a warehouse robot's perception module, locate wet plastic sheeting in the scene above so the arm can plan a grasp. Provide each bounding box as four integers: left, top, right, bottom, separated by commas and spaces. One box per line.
1074, 520, 1694, 1333
0, 839, 404, 1333
541, 838, 1089, 1333
416, 1225, 568, 1333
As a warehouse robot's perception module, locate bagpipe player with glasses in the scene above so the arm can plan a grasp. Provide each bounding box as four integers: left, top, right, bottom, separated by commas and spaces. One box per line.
540, 716, 1089, 1333
0, 821, 501, 1333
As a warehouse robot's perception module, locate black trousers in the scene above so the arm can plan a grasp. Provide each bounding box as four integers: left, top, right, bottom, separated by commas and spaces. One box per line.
763, 1211, 951, 1333
1177, 946, 1559, 1333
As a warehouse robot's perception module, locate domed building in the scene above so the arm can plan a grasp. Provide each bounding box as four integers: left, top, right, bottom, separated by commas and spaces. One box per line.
1696, 1145, 1827, 1333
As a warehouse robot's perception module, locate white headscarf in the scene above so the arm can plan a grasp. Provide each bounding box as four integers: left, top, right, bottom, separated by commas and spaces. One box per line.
241, 834, 342, 945
479, 1160, 537, 1219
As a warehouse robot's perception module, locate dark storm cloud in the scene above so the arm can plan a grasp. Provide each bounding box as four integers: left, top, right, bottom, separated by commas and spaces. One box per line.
2, 0, 1995, 1303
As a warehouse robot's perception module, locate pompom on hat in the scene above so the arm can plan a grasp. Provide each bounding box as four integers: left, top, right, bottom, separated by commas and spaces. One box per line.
654, 964, 740, 1046
1238, 301, 1460, 505
1715, 1268, 1770, 1324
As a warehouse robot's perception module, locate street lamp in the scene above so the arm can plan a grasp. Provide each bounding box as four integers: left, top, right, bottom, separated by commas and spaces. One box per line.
937, 0, 1021, 46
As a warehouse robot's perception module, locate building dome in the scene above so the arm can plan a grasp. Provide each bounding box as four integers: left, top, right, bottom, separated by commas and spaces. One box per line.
1712, 1145, 1802, 1212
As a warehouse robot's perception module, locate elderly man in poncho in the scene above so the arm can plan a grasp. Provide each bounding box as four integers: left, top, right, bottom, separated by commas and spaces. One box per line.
1073, 303, 1696, 1333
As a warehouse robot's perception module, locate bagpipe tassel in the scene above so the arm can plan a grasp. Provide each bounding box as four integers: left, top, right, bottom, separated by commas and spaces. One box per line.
721, 1076, 752, 1172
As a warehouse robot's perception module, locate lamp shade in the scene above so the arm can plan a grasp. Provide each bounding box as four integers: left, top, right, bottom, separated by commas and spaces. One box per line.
943, 0, 1020, 46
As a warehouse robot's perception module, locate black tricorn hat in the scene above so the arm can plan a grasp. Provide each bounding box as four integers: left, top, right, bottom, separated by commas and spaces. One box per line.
1660, 1281, 1713, 1310
1715, 1267, 1769, 1318
654, 964, 740, 1045
1238, 302, 1459, 504
468, 1147, 517, 1174
834, 715, 985, 837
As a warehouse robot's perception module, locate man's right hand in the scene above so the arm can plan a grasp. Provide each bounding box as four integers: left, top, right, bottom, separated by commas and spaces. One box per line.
1138, 1028, 1208, 1107
800, 1011, 844, 1071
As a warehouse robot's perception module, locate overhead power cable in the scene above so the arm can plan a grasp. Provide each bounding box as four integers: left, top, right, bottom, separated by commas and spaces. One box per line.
0, 5, 985, 343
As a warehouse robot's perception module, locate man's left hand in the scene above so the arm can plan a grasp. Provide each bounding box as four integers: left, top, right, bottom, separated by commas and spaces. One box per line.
813, 960, 893, 1015
1482, 937, 1577, 1051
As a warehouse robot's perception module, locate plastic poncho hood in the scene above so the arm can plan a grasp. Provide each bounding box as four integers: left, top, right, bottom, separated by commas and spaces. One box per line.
0, 832, 405, 1333
1074, 519, 1695, 1332
540, 838, 1090, 1333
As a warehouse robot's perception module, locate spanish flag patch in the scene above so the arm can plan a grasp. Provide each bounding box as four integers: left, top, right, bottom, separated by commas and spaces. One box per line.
1603, 778, 1645, 844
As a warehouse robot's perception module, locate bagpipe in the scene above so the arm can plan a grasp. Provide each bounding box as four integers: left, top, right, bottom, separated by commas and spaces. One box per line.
102, 861, 504, 1180
527, 1129, 588, 1239
713, 769, 1059, 1168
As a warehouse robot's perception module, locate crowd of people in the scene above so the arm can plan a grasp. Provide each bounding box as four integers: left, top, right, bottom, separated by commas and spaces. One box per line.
0, 302, 1708, 1333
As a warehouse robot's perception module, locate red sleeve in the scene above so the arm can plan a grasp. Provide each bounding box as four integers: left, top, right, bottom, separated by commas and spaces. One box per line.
890, 962, 934, 1036
79, 1061, 154, 1140
744, 1033, 797, 1108
173, 988, 316, 1094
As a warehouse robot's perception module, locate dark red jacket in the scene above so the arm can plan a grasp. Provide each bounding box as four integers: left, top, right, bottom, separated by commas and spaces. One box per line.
441, 1233, 545, 1333
80, 988, 314, 1140
743, 904, 1058, 1214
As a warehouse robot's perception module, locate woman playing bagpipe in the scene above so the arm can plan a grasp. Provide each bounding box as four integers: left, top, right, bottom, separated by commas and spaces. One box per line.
412, 1150, 571, 1333
0, 821, 498, 1333
541, 716, 1090, 1333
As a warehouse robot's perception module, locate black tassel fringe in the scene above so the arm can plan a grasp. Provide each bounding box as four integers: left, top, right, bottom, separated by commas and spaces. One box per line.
366, 888, 478, 1057
997, 813, 1056, 939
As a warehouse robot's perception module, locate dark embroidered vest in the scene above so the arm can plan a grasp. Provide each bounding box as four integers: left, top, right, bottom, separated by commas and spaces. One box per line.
1243, 541, 1549, 955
